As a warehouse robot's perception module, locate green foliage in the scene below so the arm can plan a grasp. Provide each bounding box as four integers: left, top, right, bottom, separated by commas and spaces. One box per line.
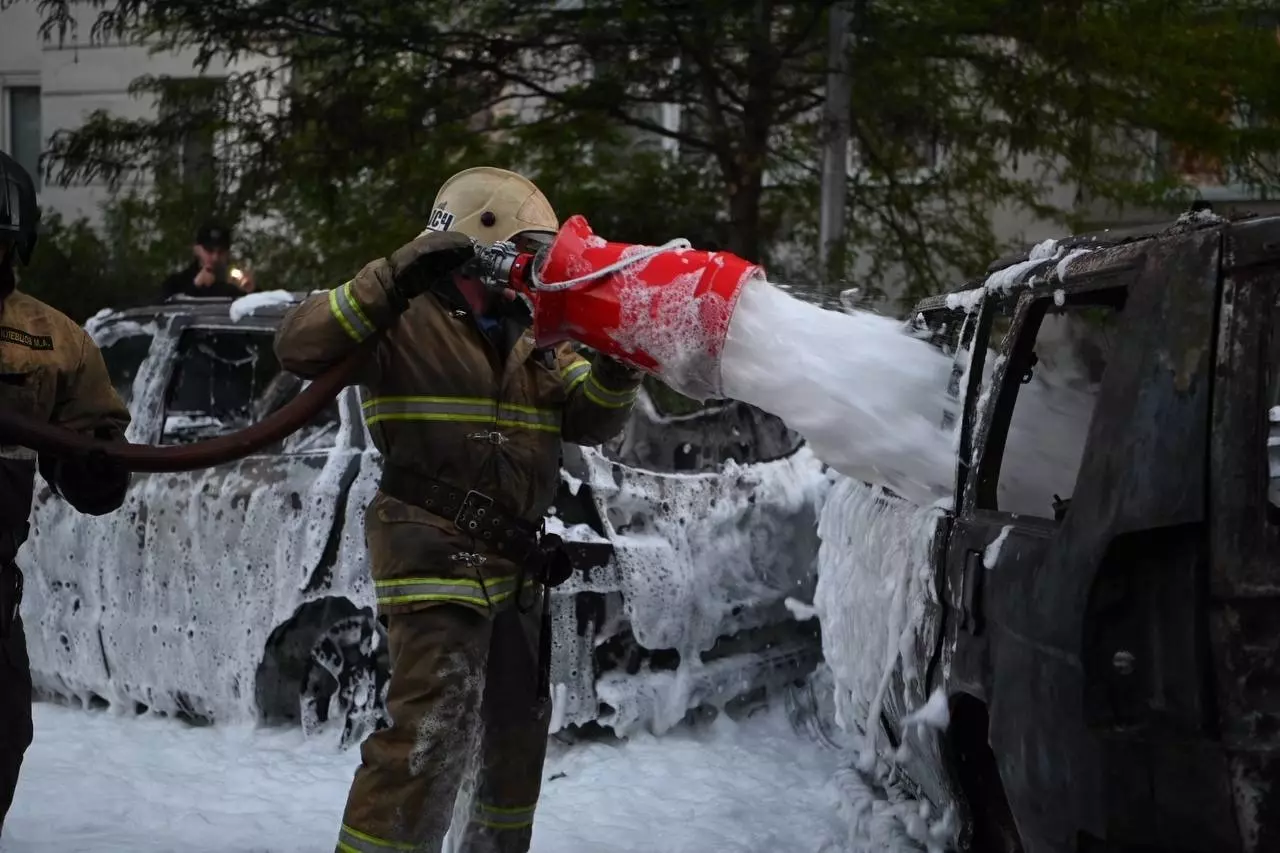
19, 212, 122, 324
17, 0, 1280, 317
19, 179, 213, 323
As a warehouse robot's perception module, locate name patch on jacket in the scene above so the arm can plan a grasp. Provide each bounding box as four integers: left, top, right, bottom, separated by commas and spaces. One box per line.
0, 327, 53, 351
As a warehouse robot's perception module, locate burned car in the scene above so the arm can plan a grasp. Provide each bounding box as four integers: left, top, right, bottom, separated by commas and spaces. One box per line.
818, 212, 1280, 852
17, 293, 825, 746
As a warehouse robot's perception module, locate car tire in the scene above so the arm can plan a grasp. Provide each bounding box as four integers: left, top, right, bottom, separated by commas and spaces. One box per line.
299, 608, 391, 750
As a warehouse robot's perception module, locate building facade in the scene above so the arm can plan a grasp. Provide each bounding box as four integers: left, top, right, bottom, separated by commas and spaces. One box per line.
0, 2, 243, 225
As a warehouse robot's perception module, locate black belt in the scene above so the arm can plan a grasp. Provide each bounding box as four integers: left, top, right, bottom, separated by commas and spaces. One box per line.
0, 523, 27, 566
378, 468, 540, 563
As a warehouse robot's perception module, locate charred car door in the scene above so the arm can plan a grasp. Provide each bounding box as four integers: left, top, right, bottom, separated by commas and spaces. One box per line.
105, 314, 361, 722
952, 227, 1233, 853
1210, 217, 1280, 853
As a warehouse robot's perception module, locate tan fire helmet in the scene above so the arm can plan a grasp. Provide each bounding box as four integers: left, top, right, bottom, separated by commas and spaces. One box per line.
420, 166, 559, 246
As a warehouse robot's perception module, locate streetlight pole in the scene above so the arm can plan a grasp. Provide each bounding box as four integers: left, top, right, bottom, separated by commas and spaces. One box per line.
818, 1, 853, 283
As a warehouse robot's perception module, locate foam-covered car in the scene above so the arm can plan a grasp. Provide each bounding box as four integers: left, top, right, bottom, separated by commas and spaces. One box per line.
18, 293, 826, 746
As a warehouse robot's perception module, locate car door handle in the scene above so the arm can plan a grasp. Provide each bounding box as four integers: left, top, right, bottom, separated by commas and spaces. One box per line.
959, 549, 985, 636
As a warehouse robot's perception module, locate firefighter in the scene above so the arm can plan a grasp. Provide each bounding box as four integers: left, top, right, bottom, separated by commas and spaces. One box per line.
0, 151, 132, 835
274, 166, 644, 853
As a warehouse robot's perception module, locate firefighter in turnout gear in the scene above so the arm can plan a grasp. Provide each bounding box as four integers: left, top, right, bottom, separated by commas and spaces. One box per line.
0, 151, 132, 835
274, 167, 643, 853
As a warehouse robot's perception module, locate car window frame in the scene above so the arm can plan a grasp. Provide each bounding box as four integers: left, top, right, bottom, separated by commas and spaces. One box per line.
157, 318, 355, 456
93, 321, 159, 410
967, 279, 1129, 520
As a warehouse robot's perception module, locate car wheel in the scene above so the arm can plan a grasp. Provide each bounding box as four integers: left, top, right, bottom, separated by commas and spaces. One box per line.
299, 608, 391, 750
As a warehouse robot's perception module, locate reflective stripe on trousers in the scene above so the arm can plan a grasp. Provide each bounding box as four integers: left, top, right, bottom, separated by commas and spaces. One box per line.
471, 801, 537, 831
374, 575, 535, 609
329, 281, 377, 342
361, 396, 561, 434
337, 822, 415, 852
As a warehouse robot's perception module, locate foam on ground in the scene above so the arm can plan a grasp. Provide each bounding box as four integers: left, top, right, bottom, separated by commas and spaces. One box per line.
4, 700, 846, 853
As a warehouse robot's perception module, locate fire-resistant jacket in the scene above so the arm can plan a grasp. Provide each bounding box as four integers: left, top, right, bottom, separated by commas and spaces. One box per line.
0, 290, 132, 560
274, 256, 644, 614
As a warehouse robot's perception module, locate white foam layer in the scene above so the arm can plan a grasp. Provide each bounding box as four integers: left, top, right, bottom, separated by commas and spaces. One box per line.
229, 289, 295, 321
813, 475, 960, 850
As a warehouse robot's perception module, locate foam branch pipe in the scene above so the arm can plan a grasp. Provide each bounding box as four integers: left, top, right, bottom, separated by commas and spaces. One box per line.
0, 340, 375, 474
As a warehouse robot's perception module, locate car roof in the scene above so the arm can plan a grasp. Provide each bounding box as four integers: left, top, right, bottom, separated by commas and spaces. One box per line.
914, 210, 1276, 315
89, 292, 310, 330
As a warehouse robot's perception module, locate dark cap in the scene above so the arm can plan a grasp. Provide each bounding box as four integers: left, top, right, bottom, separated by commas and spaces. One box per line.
196, 221, 232, 251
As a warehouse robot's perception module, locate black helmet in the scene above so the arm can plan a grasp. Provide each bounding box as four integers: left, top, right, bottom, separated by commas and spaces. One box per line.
0, 150, 40, 266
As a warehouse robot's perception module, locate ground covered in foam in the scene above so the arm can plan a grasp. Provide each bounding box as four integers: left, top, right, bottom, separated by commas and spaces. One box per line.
3, 701, 849, 853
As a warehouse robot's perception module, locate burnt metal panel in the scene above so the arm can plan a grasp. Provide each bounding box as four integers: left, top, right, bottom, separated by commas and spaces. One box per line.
968, 227, 1230, 852
1210, 215, 1280, 853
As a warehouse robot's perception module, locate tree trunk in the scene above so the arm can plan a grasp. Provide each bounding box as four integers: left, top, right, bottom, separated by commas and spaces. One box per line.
726, 170, 765, 263
724, 0, 776, 265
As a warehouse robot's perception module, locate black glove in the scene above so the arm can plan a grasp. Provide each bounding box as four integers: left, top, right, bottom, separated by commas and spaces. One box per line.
595, 355, 645, 385
387, 231, 478, 304
39, 426, 131, 516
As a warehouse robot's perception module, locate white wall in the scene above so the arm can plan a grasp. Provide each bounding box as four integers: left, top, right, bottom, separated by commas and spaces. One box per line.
0, 2, 44, 195
0, 3, 255, 225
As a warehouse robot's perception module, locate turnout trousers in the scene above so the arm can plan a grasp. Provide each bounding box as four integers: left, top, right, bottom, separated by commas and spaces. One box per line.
336, 593, 553, 853
0, 579, 33, 837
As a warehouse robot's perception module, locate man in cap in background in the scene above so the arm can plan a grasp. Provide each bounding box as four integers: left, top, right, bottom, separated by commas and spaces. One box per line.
0, 151, 131, 838
160, 220, 256, 299
274, 166, 644, 853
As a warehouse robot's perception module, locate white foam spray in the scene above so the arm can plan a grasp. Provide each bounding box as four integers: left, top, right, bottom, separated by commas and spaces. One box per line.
592, 249, 957, 504
720, 279, 957, 506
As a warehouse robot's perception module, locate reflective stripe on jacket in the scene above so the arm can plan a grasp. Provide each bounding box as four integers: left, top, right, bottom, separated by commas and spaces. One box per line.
273, 256, 642, 608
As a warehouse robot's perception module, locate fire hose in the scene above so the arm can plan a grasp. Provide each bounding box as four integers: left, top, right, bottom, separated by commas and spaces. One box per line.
0, 216, 747, 471
0, 239, 532, 472
0, 339, 375, 473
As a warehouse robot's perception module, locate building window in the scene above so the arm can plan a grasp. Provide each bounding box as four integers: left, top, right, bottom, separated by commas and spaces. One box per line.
7, 86, 42, 190
156, 78, 222, 193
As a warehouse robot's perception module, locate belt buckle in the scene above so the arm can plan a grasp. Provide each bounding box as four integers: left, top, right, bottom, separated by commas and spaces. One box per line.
454, 490, 496, 535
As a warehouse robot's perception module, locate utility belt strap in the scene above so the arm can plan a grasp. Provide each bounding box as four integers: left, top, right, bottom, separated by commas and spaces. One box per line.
0, 527, 25, 640
0, 525, 23, 567
378, 467, 540, 563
